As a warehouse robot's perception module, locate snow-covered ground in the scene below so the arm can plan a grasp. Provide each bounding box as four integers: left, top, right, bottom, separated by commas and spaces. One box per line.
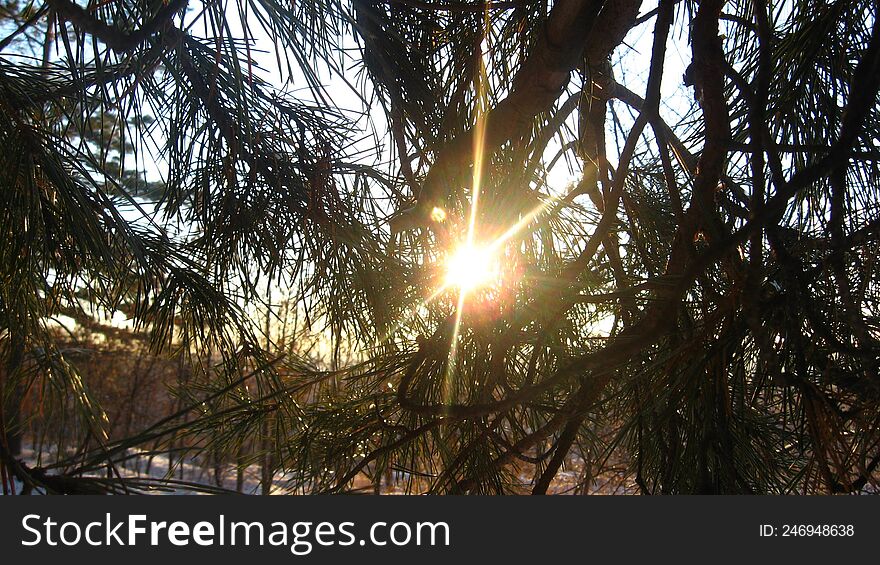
3, 441, 633, 495
3, 444, 293, 495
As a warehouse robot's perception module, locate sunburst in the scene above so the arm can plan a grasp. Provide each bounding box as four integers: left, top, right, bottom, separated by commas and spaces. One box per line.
383, 7, 558, 403
444, 243, 501, 292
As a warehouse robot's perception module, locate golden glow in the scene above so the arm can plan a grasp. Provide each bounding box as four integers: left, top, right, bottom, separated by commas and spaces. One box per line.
378, 3, 564, 406
442, 4, 493, 404
487, 195, 558, 253
444, 243, 500, 292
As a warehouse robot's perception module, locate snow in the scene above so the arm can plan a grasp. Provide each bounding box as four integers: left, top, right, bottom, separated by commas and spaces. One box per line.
2, 444, 291, 495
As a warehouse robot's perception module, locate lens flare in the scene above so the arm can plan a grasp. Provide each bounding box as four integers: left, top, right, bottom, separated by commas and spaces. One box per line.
444, 244, 500, 292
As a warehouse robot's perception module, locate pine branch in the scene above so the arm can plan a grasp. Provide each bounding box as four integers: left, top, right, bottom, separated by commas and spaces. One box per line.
389, 0, 646, 232
47, 0, 187, 54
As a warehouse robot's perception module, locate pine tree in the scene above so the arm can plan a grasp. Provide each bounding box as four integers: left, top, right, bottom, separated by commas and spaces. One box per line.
1, 0, 879, 494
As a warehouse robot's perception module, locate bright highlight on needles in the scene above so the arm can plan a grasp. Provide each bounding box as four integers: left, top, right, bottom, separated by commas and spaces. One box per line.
444, 244, 500, 292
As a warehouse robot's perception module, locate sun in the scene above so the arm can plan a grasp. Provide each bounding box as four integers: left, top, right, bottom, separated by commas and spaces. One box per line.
444, 243, 500, 292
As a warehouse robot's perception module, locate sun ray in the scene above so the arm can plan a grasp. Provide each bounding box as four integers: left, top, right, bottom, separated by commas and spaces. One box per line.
444, 5, 493, 402
444, 288, 468, 405
486, 194, 559, 254
467, 51, 489, 248
378, 8, 558, 404
379, 179, 557, 355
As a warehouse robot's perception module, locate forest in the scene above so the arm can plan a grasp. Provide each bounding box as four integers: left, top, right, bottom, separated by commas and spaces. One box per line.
1, 0, 879, 495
